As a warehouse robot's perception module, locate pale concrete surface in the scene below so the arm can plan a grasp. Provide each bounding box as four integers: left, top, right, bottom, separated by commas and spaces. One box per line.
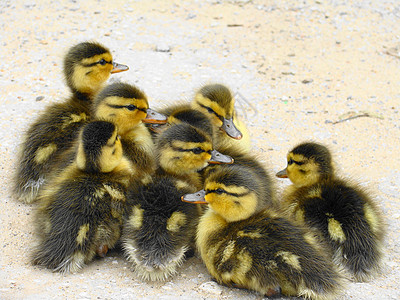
1, 0, 399, 299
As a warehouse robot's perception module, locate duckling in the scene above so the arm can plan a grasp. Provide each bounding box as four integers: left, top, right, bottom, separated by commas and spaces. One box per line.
121, 122, 233, 281
182, 163, 343, 300
92, 82, 167, 183
191, 83, 251, 152
156, 122, 233, 189
163, 104, 214, 138
122, 176, 199, 281
276, 142, 385, 281
14, 41, 129, 204
32, 120, 134, 273
145, 103, 213, 141
204, 143, 277, 210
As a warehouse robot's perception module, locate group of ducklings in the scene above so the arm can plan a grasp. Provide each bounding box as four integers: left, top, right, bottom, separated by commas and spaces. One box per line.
13, 41, 385, 299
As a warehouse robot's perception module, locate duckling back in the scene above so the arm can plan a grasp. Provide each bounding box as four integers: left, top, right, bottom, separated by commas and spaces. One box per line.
284, 177, 385, 281
32, 121, 133, 273
122, 176, 199, 281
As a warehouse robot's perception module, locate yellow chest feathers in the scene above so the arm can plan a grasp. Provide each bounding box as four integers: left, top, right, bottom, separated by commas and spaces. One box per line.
196, 209, 227, 270
125, 123, 154, 153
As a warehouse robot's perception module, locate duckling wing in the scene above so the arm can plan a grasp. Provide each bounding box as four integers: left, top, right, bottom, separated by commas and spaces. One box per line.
298, 180, 384, 280
15, 102, 90, 203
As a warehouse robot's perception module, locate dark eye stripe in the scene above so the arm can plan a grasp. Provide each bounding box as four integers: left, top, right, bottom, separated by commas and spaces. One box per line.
171, 145, 210, 154
197, 102, 223, 121
205, 189, 250, 197
82, 59, 112, 67
107, 104, 147, 113
288, 158, 304, 166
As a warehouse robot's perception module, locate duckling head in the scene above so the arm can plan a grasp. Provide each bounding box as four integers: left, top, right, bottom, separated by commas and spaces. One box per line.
167, 107, 214, 138
76, 121, 122, 173
183, 164, 262, 222
192, 83, 243, 139
276, 142, 334, 187
157, 123, 233, 177
93, 82, 156, 136
64, 41, 128, 99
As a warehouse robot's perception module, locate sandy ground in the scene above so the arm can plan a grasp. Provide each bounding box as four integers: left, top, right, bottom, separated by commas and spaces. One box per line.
1, 0, 400, 299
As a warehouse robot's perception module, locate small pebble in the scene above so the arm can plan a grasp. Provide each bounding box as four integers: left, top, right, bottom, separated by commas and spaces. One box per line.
35, 96, 44, 101
198, 281, 223, 295
155, 44, 171, 52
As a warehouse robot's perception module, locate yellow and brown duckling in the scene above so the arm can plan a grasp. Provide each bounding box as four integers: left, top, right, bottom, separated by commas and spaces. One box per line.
92, 81, 167, 183
276, 142, 385, 281
182, 163, 343, 299
204, 143, 277, 210
14, 41, 128, 204
191, 83, 251, 152
32, 120, 133, 273
155, 122, 233, 189
145, 103, 213, 142
122, 176, 199, 281
121, 122, 233, 281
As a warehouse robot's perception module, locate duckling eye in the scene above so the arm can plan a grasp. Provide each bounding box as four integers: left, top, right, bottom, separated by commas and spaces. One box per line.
215, 188, 224, 194
206, 107, 215, 114
98, 59, 107, 65
126, 104, 137, 111
192, 147, 204, 154
288, 159, 294, 165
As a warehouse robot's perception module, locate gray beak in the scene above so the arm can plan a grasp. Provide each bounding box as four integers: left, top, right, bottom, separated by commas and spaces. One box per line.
142, 108, 168, 124
209, 150, 234, 164
222, 118, 242, 140
181, 189, 207, 204
111, 62, 129, 73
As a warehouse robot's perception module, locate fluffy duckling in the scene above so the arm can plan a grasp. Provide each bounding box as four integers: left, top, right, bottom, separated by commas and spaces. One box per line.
145, 103, 213, 142
92, 82, 167, 183
182, 163, 343, 300
191, 83, 251, 152
204, 143, 277, 210
32, 121, 134, 273
276, 142, 385, 281
14, 41, 128, 203
121, 122, 233, 281
122, 176, 199, 281
156, 122, 233, 189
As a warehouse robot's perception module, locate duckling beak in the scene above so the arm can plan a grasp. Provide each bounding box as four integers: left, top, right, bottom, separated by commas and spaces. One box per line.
110, 62, 129, 74
142, 108, 168, 124
276, 168, 288, 178
209, 150, 234, 164
221, 118, 242, 140
181, 190, 207, 204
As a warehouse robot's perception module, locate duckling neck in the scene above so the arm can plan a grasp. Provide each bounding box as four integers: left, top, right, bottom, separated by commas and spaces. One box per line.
196, 207, 228, 253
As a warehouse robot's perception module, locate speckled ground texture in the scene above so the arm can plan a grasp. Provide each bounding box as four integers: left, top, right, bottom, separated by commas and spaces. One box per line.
1, 0, 399, 299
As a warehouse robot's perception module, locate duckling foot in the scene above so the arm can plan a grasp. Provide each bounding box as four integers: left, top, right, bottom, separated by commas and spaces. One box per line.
265, 286, 281, 298
96, 244, 109, 258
